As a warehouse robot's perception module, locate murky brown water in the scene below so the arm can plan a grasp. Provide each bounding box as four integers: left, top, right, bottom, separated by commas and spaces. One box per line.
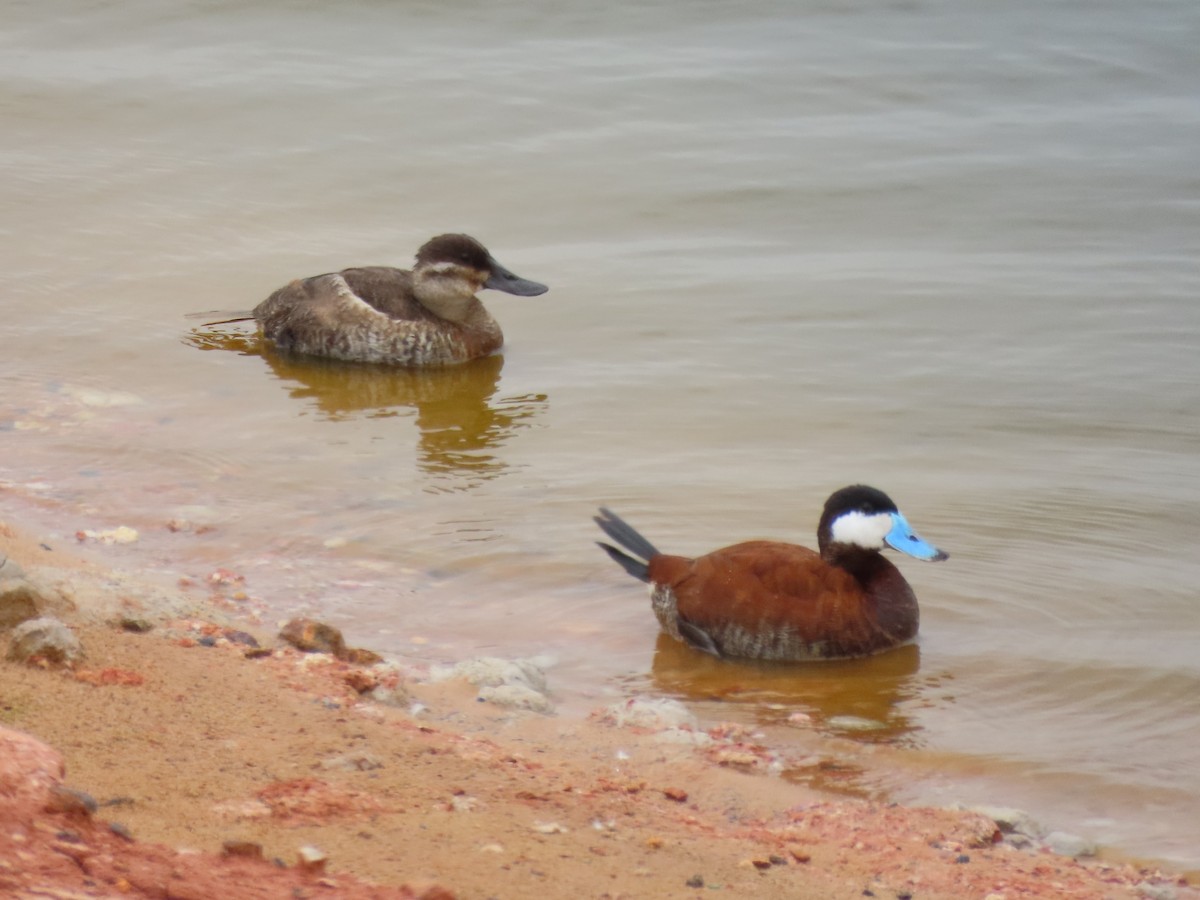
3, 0, 1199, 873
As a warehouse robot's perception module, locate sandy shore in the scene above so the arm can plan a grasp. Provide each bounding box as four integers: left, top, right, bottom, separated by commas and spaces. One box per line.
1, 519, 1194, 900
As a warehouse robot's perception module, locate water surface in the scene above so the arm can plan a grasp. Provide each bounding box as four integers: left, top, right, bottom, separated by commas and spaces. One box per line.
3, 0, 1198, 872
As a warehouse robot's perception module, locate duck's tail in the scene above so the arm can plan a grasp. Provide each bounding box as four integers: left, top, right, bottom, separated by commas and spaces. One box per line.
594, 507, 659, 583
185, 309, 257, 327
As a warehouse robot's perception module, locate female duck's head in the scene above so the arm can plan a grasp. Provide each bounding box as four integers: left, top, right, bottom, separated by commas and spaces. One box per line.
412, 234, 548, 322
818, 484, 948, 561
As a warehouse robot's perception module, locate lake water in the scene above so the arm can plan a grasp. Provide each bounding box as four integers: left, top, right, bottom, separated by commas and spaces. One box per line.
3, 0, 1199, 874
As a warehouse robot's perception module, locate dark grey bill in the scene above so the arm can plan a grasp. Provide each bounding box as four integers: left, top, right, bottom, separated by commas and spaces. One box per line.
484, 259, 549, 296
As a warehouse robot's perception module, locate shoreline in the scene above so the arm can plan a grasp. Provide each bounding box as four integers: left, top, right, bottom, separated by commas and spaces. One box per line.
2, 516, 1195, 899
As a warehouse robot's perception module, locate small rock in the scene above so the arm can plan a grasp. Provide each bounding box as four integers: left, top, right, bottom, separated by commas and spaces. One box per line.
1136, 882, 1178, 900
44, 785, 98, 817
343, 647, 383, 666
662, 787, 688, 803
222, 840, 264, 859
296, 844, 327, 872
965, 805, 1044, 839
1041, 830, 1096, 858
432, 657, 554, 713
0, 559, 46, 629
6, 617, 84, 666
531, 821, 567, 834
478, 683, 555, 713
77, 526, 139, 545
344, 669, 380, 694
108, 821, 134, 841
279, 618, 347, 657
321, 751, 384, 772
118, 617, 154, 634
685, 875, 705, 888
598, 697, 697, 731
786, 844, 812, 863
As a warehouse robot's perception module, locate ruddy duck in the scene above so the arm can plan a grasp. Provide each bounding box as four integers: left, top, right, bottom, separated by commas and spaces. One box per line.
594, 485, 948, 661
189, 234, 548, 366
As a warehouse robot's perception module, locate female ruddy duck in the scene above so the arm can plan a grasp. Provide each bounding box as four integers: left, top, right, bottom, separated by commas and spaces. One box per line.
190, 234, 548, 366
594, 485, 948, 661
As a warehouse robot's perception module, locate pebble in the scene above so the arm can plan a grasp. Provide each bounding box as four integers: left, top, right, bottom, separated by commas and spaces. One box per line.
1041, 830, 1096, 858
685, 874, 705, 888
0, 557, 48, 629
43, 785, 97, 817
278, 618, 347, 658
1136, 882, 1178, 900
599, 697, 697, 731
6, 616, 85, 666
76, 526, 139, 545
296, 844, 328, 872
343, 647, 383, 665
222, 840, 264, 859
431, 657, 554, 713
963, 805, 1044, 839
479, 683, 554, 713
321, 751, 384, 772
343, 669, 380, 694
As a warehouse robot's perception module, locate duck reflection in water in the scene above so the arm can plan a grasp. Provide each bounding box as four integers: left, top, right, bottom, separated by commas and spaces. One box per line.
649, 633, 925, 745
184, 331, 546, 488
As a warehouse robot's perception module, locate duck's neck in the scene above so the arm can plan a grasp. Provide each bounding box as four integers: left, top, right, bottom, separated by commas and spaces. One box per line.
821, 543, 919, 640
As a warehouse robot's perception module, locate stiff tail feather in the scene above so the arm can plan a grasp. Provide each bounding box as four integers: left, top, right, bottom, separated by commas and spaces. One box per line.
185, 309, 257, 327
594, 507, 660, 583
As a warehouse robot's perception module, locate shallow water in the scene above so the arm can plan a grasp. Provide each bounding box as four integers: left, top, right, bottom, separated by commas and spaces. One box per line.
3, 0, 1199, 873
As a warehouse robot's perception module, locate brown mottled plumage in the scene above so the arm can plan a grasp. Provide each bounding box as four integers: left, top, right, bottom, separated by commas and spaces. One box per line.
187, 234, 548, 366
595, 485, 948, 662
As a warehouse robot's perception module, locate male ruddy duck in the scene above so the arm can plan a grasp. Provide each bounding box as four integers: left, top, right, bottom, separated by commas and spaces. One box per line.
595, 485, 948, 661
189, 234, 548, 366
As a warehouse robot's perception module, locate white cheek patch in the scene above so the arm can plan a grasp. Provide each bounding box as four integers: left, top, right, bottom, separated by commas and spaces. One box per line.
830, 510, 893, 549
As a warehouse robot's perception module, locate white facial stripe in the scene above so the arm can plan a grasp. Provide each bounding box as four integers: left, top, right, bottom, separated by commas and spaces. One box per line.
425, 261, 464, 277
829, 510, 893, 549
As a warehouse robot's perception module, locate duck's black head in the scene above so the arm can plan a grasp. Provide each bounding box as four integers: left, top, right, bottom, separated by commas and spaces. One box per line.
818, 484, 947, 561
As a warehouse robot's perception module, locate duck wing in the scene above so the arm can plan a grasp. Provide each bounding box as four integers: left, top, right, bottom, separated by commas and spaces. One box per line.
656, 541, 882, 659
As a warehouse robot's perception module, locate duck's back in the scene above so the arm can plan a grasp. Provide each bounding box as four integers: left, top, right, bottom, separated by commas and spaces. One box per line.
649, 540, 918, 660
254, 267, 435, 326
252, 267, 497, 365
